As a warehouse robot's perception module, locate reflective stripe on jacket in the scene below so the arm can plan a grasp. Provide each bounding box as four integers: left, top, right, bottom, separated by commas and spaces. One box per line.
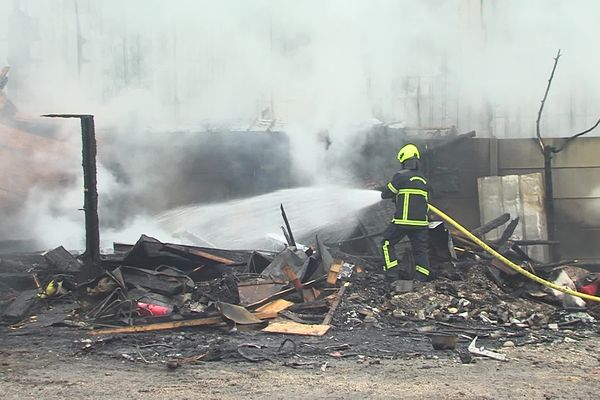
381, 170, 429, 226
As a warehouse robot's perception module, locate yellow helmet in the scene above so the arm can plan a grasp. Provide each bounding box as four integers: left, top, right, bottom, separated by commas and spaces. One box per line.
397, 143, 420, 163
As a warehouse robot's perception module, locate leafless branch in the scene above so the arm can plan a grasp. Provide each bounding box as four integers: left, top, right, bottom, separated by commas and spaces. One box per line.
536, 49, 561, 152
554, 116, 600, 153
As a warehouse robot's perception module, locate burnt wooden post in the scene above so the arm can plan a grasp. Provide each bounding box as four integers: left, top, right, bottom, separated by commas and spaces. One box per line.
42, 114, 100, 265
80, 115, 100, 263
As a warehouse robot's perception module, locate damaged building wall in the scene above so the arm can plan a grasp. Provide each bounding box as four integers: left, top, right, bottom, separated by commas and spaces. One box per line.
497, 137, 600, 262
431, 137, 600, 262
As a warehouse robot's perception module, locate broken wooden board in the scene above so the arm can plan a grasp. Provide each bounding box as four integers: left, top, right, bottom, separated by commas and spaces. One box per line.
182, 247, 236, 265
327, 260, 342, 285
88, 310, 277, 335
88, 316, 223, 335
164, 243, 235, 265
323, 281, 351, 325
255, 299, 294, 314
262, 320, 331, 336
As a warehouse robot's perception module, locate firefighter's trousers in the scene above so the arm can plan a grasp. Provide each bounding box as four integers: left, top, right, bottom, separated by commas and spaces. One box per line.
381, 224, 432, 281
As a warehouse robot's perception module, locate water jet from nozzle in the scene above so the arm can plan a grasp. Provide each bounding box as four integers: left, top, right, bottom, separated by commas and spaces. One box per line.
157, 186, 382, 249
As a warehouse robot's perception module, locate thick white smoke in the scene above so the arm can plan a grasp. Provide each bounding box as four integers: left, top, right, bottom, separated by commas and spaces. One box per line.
0, 0, 598, 249
3, 1, 599, 135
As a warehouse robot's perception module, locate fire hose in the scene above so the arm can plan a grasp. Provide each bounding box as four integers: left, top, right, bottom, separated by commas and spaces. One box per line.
428, 204, 600, 303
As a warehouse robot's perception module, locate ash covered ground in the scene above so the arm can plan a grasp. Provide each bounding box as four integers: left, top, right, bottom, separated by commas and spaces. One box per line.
1, 244, 600, 399
1, 197, 600, 400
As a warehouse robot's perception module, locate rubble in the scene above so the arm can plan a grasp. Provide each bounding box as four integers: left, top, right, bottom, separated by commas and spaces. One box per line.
0, 202, 599, 372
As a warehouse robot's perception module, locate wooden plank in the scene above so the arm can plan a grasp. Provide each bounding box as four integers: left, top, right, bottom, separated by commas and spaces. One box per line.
262, 320, 331, 336
88, 310, 276, 335
88, 316, 223, 335
255, 299, 294, 314
327, 260, 342, 285
323, 281, 350, 325
187, 249, 235, 265
164, 244, 236, 265
254, 311, 278, 320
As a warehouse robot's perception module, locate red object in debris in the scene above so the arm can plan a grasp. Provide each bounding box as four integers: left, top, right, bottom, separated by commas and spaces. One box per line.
136, 302, 171, 317
578, 280, 600, 297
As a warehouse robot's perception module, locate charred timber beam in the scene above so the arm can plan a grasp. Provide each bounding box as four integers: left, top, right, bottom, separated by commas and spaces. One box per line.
280, 204, 296, 247
453, 232, 533, 263
322, 281, 350, 326
471, 213, 510, 238
42, 114, 100, 265
509, 243, 537, 263
80, 115, 100, 263
494, 217, 519, 247
512, 240, 560, 246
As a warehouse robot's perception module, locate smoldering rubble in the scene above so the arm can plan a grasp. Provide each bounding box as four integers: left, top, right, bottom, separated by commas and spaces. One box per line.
0, 77, 599, 367
1, 197, 599, 370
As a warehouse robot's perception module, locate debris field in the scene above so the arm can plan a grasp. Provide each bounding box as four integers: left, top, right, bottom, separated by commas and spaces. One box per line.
1, 203, 599, 373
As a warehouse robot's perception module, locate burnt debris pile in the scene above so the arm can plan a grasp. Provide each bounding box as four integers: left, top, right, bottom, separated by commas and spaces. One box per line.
1, 203, 599, 366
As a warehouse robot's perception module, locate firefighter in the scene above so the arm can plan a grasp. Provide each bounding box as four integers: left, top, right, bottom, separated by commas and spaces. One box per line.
380, 143, 433, 282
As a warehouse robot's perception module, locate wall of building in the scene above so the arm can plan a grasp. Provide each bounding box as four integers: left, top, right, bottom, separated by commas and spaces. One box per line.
430, 136, 600, 262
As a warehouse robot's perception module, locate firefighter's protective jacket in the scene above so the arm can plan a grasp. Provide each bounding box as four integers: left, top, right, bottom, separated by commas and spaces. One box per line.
381, 169, 429, 226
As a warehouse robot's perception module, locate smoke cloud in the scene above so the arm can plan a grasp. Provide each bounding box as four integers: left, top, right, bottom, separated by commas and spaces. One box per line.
0, 0, 598, 249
